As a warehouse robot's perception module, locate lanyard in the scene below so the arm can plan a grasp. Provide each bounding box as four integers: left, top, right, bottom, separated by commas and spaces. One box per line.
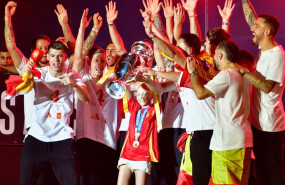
135, 108, 148, 141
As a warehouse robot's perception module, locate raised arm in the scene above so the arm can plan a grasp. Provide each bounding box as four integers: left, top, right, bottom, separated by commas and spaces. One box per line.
142, 13, 187, 68
82, 13, 103, 57
162, 0, 174, 43
105, 1, 127, 56
54, 4, 77, 54
73, 9, 89, 73
4, 1, 24, 68
181, 0, 202, 41
173, 3, 185, 42
217, 0, 235, 32
241, 0, 257, 27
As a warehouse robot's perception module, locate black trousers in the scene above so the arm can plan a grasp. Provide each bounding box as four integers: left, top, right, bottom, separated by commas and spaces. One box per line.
76, 138, 119, 185
20, 136, 79, 185
190, 130, 213, 185
252, 126, 285, 185
148, 128, 185, 185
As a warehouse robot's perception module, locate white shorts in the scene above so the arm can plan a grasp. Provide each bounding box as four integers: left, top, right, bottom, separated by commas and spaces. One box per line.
117, 158, 152, 174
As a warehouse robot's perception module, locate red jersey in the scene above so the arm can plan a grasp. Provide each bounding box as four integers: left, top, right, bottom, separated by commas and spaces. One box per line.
120, 97, 159, 162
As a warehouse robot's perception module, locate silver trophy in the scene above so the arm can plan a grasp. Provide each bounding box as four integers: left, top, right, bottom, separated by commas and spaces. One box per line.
105, 41, 154, 99
105, 52, 140, 99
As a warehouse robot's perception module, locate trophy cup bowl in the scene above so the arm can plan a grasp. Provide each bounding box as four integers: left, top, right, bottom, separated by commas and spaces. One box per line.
105, 52, 140, 99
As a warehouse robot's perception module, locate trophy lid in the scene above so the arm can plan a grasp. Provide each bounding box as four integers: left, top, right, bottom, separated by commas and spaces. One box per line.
105, 81, 126, 99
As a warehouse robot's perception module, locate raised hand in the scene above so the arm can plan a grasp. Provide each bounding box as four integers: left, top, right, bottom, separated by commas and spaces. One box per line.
141, 11, 153, 37
150, 0, 163, 15
105, 1, 118, 24
79, 8, 91, 29
5, 1, 17, 18
181, 0, 198, 15
217, 0, 235, 22
174, 3, 185, 25
92, 13, 103, 30
162, 0, 174, 19
54, 4, 69, 26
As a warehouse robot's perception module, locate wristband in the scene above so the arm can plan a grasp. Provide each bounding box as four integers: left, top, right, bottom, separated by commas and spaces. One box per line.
191, 71, 198, 76
107, 23, 114, 26
222, 22, 229, 26
189, 14, 197, 18
92, 28, 99, 33
149, 33, 156, 40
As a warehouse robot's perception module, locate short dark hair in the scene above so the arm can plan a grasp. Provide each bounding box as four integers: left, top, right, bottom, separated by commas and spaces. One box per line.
0, 45, 8, 52
31, 34, 51, 50
206, 28, 231, 46
106, 40, 128, 51
88, 46, 105, 60
217, 40, 240, 63
48, 41, 68, 53
258, 14, 280, 37
179, 33, 201, 55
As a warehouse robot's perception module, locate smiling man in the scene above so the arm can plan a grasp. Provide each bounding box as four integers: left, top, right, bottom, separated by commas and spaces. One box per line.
19, 41, 90, 185
227, 1, 285, 184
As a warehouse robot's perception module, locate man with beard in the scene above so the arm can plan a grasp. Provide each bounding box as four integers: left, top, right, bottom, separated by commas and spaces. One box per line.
188, 40, 253, 185
73, 9, 120, 185
227, 1, 285, 184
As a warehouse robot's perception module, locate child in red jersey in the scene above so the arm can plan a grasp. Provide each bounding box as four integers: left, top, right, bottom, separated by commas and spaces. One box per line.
117, 83, 159, 185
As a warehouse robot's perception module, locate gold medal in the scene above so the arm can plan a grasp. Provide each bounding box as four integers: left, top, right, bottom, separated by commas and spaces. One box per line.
133, 140, 140, 147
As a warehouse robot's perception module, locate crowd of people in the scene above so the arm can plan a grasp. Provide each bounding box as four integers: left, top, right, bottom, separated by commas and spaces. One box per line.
2, 0, 285, 185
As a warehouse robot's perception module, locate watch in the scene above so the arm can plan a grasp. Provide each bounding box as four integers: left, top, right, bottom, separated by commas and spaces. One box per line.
149, 33, 156, 40
191, 71, 198, 76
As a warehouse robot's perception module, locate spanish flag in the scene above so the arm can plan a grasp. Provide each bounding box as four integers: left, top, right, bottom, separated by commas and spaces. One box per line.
5, 49, 43, 99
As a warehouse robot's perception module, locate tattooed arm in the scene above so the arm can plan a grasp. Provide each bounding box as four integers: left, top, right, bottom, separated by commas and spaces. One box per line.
4, 1, 24, 68
243, 71, 276, 94
82, 13, 103, 57
241, 0, 257, 28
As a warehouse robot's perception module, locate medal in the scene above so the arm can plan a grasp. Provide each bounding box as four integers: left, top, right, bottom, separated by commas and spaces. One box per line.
133, 140, 140, 147
134, 108, 148, 148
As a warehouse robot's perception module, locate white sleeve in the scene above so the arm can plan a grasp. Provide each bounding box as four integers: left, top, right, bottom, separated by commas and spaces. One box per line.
204, 70, 230, 97
15, 56, 29, 75
265, 51, 285, 85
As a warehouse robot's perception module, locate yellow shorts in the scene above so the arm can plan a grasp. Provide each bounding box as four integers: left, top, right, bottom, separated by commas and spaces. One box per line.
212, 148, 251, 185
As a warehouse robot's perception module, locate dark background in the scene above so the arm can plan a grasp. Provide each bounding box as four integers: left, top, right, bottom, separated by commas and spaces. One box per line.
0, 0, 284, 57
0, 0, 284, 184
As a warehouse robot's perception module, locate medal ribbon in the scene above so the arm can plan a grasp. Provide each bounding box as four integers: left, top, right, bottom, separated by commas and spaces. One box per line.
135, 108, 148, 141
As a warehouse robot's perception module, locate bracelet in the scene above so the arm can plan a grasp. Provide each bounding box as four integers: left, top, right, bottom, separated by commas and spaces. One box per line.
241, 69, 249, 76
189, 14, 197, 18
222, 22, 229, 26
149, 33, 156, 40
191, 71, 198, 76
91, 28, 99, 33
107, 23, 114, 26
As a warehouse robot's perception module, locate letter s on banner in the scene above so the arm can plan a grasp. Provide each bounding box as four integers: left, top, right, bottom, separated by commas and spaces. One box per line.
0, 92, 15, 135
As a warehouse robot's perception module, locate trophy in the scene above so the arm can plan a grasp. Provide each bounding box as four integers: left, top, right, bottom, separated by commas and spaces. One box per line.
105, 40, 154, 99
131, 40, 154, 68
105, 52, 140, 99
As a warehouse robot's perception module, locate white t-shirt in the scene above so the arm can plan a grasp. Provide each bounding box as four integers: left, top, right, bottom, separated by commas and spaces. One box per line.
162, 90, 186, 129
177, 72, 215, 133
75, 70, 120, 150
23, 66, 85, 142
249, 45, 285, 132
205, 70, 253, 151
17, 56, 71, 130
